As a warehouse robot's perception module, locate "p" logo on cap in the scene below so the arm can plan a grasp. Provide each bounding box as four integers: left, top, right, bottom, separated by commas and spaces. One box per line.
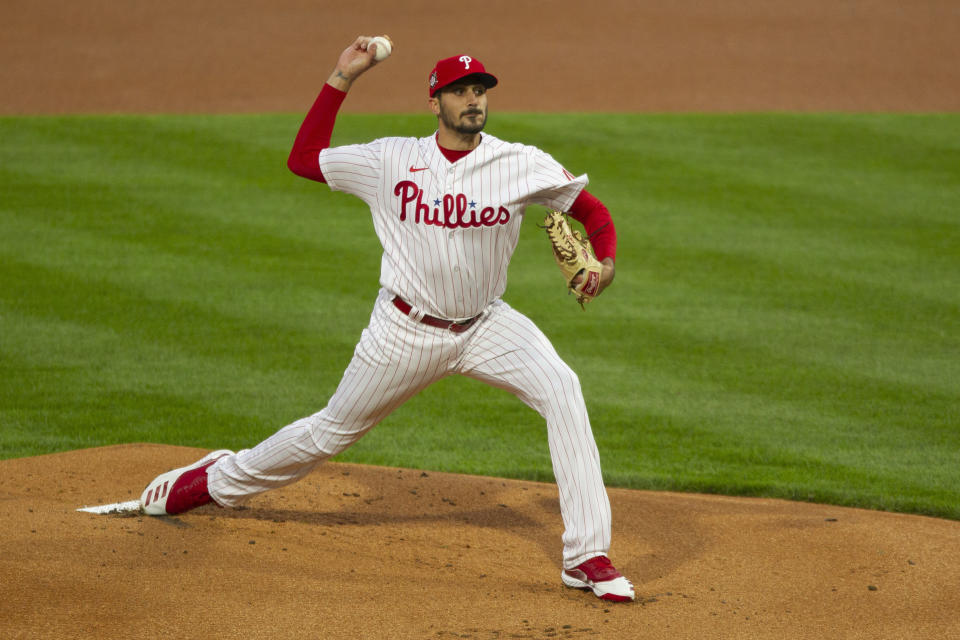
459, 56, 472, 70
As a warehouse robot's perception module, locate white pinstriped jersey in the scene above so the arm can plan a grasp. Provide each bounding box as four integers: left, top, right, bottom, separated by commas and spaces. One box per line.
318, 133, 588, 320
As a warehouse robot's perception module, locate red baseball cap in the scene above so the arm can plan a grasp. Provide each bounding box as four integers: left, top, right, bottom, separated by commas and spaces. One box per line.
428, 55, 498, 97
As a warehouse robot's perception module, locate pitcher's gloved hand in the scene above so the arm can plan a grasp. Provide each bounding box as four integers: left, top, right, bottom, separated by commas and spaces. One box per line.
542, 210, 605, 309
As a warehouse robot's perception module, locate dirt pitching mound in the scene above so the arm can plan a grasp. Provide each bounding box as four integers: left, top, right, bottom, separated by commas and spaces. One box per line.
2, 444, 958, 639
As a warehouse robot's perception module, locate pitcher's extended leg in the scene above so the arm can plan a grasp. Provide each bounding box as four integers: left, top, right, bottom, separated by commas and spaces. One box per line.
209, 294, 457, 506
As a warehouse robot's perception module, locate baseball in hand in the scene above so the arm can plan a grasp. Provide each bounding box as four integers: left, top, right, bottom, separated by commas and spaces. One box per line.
369, 36, 392, 61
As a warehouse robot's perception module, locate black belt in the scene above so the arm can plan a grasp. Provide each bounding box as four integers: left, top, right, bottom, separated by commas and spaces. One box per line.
392, 296, 481, 333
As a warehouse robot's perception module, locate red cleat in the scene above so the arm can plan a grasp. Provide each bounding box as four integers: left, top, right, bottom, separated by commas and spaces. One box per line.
139, 450, 233, 515
562, 555, 635, 602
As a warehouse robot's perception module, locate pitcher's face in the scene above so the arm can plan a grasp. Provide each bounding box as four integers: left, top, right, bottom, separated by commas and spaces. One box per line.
431, 82, 488, 135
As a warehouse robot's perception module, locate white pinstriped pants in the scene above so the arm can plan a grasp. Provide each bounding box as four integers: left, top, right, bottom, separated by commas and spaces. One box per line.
207, 288, 612, 568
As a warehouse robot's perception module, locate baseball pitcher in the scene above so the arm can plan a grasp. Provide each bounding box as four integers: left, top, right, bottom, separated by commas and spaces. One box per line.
138, 35, 632, 602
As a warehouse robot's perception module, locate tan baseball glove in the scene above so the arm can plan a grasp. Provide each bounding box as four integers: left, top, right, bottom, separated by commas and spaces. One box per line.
543, 210, 604, 309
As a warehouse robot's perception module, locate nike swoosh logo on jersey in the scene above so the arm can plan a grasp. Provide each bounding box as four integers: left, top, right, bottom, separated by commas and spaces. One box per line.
409, 166, 429, 172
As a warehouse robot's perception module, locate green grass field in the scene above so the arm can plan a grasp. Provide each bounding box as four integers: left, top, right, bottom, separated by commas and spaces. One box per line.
2, 112, 958, 519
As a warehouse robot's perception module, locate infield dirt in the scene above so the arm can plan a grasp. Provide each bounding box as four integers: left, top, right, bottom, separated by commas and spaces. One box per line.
4, 445, 960, 639
2, 1, 959, 639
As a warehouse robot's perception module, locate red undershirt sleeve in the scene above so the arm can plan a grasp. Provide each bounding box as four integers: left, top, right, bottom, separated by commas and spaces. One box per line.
286, 83, 348, 183
569, 189, 617, 261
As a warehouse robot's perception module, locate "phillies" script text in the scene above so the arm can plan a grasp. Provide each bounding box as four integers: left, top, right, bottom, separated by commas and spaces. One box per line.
394, 180, 510, 228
